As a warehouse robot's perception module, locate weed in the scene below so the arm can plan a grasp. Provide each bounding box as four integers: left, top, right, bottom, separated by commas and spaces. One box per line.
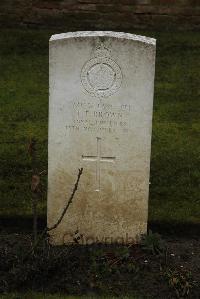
141, 230, 167, 256
165, 268, 196, 298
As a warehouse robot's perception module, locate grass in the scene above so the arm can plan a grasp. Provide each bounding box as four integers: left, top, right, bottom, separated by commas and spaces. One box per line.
0, 28, 199, 227
150, 31, 200, 226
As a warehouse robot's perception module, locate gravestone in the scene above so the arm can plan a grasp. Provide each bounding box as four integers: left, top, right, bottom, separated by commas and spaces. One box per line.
48, 31, 156, 245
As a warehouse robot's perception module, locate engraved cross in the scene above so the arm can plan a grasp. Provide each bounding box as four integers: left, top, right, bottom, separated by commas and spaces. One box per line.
82, 137, 116, 191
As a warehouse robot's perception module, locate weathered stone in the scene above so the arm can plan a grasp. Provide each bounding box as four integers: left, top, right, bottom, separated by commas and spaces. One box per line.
48, 31, 156, 245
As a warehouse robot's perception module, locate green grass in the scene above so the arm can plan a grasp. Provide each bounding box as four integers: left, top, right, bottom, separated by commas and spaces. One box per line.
0, 29, 199, 226
149, 31, 200, 225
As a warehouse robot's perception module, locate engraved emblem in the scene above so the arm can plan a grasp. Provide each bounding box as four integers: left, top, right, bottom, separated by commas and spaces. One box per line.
81, 43, 122, 98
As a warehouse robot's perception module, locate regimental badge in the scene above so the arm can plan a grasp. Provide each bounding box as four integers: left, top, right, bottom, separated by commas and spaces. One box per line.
81, 43, 122, 98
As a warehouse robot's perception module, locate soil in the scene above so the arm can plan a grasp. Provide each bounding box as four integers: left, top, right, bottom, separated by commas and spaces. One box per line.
0, 232, 200, 299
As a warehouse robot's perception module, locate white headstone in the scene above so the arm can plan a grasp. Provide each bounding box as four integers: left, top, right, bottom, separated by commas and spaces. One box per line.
48, 31, 156, 245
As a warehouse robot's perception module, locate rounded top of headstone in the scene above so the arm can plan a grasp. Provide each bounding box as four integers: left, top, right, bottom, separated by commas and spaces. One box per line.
50, 31, 156, 46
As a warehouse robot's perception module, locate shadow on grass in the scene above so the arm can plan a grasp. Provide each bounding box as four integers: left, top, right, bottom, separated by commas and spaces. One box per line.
1, 215, 200, 238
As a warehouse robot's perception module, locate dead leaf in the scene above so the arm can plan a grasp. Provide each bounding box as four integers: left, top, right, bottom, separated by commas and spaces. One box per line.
31, 174, 40, 193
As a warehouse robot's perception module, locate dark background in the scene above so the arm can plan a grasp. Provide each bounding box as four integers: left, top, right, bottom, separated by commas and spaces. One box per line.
1, 0, 200, 31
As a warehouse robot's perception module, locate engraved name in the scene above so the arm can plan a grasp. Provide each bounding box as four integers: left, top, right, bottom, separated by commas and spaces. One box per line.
65, 100, 131, 134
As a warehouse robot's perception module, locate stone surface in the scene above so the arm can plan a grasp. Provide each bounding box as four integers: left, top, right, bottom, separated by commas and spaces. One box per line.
48, 31, 156, 245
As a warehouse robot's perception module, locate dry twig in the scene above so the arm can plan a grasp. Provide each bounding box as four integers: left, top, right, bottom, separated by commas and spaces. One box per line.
25, 168, 83, 257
